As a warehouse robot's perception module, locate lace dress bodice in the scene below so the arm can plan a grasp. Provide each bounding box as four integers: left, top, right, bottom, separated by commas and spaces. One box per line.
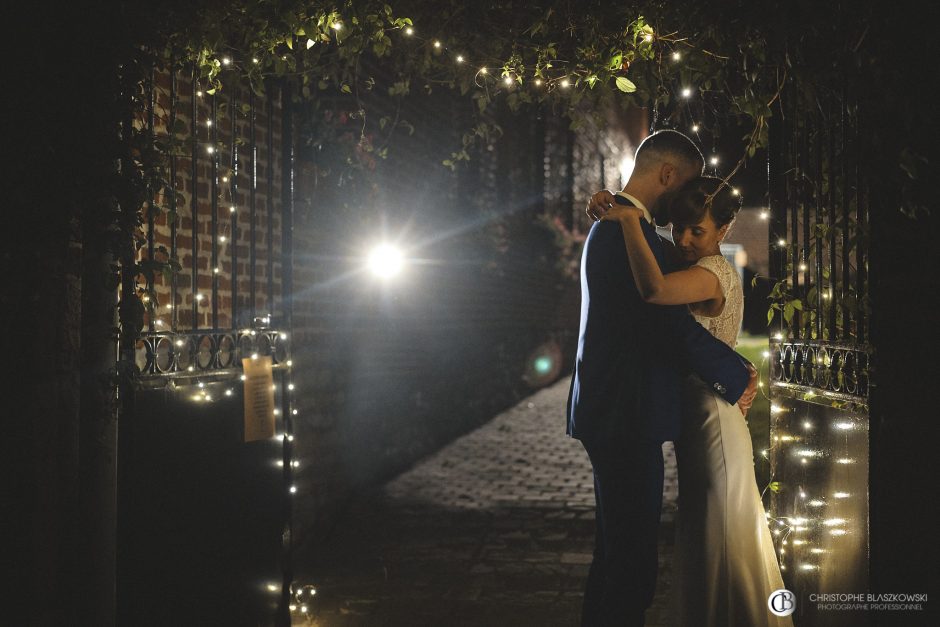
690, 255, 743, 348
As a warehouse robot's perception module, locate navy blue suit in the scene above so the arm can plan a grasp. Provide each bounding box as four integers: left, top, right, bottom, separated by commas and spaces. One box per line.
566, 196, 749, 626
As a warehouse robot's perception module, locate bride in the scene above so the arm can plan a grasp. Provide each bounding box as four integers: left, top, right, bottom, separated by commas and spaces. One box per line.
595, 176, 792, 627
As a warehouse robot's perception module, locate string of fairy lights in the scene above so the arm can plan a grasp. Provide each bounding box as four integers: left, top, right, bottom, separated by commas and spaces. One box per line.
749, 341, 866, 578
136, 60, 300, 612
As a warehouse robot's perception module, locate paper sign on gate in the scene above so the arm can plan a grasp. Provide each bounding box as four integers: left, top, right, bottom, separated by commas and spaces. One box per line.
242, 355, 276, 442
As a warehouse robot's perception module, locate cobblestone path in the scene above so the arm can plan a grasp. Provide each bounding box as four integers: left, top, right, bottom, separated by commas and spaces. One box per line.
293, 378, 678, 626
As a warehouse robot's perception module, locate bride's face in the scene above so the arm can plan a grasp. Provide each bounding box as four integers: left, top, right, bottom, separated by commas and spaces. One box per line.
671, 210, 729, 262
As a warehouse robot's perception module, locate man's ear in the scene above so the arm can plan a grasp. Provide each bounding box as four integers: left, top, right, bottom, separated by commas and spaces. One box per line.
659, 163, 676, 187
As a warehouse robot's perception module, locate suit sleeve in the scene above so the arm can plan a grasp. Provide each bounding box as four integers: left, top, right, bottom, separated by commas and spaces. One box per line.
658, 305, 750, 405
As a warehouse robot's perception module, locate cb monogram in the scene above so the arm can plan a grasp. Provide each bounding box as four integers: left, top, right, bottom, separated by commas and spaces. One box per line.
768, 589, 796, 617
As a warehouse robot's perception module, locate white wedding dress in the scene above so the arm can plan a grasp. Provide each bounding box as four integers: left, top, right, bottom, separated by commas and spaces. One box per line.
672, 254, 793, 627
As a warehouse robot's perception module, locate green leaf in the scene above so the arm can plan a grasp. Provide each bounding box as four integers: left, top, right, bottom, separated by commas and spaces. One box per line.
615, 77, 637, 93
341, 84, 352, 94
768, 481, 781, 493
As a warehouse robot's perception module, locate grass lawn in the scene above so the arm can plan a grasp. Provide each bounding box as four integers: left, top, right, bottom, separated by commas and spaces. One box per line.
736, 334, 772, 492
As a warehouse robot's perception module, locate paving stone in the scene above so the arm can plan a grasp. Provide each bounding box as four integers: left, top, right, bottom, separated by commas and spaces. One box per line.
294, 378, 678, 626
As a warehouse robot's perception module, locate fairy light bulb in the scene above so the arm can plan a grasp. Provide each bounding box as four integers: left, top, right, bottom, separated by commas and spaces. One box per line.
709, 155, 719, 166
455, 55, 464, 63
433, 40, 441, 49
691, 124, 700, 132
672, 51, 681, 61
560, 78, 570, 88
404, 27, 413, 36
681, 87, 692, 98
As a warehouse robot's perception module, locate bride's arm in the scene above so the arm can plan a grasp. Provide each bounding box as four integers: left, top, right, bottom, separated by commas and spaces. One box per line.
601, 208, 722, 306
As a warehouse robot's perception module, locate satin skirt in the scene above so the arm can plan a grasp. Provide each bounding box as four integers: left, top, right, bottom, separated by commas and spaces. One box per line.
672, 375, 793, 627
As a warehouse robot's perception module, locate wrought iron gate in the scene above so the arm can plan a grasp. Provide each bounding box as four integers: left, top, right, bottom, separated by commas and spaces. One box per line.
767, 75, 870, 625
117, 60, 295, 625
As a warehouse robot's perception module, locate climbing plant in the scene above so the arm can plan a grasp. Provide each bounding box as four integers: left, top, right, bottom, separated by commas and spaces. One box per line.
86, 0, 926, 374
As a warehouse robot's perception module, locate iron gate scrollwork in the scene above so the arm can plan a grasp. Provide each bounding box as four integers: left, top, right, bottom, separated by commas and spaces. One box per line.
118, 57, 295, 626
766, 68, 870, 625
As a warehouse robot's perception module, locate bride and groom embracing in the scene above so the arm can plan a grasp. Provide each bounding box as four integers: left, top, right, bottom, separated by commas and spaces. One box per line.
566, 130, 792, 627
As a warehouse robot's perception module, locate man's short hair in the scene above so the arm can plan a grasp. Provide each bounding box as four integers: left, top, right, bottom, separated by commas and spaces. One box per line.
633, 129, 704, 175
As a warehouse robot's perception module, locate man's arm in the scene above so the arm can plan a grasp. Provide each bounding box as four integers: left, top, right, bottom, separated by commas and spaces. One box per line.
657, 303, 751, 406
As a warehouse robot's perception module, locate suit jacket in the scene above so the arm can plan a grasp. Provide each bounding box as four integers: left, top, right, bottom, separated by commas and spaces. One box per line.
566, 196, 749, 443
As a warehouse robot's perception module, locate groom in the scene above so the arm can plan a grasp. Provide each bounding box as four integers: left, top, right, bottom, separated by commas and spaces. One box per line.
566, 130, 757, 626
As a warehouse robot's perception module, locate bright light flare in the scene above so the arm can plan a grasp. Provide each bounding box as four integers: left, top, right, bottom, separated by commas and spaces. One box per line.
367, 244, 404, 278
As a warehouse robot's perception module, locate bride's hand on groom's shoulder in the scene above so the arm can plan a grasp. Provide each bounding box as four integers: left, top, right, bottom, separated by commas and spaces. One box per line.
586, 189, 616, 221
600, 205, 644, 224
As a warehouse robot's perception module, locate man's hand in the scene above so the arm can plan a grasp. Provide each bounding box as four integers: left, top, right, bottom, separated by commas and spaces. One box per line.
586, 189, 617, 221
738, 363, 759, 417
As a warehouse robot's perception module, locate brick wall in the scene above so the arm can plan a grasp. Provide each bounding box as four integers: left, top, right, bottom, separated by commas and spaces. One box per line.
137, 69, 287, 332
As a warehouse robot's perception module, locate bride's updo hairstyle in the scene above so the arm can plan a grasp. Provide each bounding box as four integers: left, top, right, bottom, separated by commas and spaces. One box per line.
666, 176, 742, 232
